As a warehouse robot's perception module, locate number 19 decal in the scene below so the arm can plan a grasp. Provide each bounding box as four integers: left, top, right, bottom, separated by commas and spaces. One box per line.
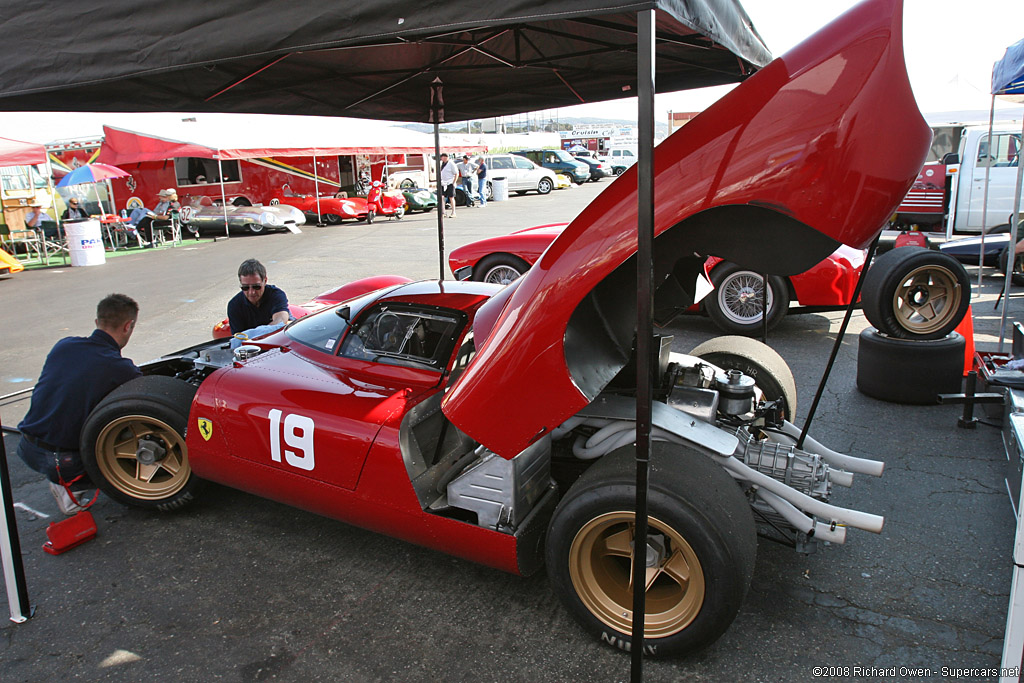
268, 409, 316, 471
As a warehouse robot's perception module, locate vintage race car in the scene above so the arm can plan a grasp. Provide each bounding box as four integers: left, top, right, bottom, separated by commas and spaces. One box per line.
179, 197, 305, 235
449, 223, 867, 335
270, 190, 405, 224
0, 247, 25, 277
402, 187, 437, 213
76, 0, 930, 658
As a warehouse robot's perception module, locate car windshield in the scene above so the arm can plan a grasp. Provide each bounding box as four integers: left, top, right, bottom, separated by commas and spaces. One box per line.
340, 304, 465, 371
552, 150, 575, 163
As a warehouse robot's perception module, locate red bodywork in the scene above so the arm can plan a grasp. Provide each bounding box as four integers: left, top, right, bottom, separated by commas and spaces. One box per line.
448, 224, 867, 310
271, 191, 405, 223
182, 0, 928, 574
444, 0, 930, 457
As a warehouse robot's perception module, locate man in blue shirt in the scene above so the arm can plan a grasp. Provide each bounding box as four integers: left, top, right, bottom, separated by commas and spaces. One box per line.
227, 258, 290, 335
17, 293, 142, 514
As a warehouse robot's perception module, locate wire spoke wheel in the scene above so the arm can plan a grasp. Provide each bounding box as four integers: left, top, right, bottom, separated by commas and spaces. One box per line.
483, 265, 522, 285
569, 511, 705, 638
719, 272, 772, 325
94, 415, 190, 501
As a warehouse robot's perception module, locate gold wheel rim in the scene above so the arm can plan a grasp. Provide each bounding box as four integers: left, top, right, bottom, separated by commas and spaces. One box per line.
569, 511, 705, 639
891, 264, 962, 335
94, 415, 190, 500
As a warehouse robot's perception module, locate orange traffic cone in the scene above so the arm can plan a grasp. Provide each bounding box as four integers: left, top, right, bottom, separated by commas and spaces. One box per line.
954, 304, 975, 376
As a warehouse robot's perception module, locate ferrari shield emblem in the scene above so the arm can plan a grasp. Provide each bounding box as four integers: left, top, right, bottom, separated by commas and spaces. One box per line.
197, 418, 213, 441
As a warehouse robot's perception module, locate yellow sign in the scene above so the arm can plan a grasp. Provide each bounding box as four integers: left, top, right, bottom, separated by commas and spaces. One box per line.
197, 418, 213, 441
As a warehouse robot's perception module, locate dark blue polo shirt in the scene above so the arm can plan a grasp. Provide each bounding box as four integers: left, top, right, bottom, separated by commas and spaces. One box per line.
227, 284, 289, 334
18, 329, 142, 450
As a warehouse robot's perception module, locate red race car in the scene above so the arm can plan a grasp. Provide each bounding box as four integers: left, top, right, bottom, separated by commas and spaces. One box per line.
270, 187, 405, 224
77, 0, 928, 658
449, 223, 867, 335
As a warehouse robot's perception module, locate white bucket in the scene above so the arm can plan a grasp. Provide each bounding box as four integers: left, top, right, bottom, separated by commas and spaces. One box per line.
491, 177, 509, 202
65, 219, 106, 267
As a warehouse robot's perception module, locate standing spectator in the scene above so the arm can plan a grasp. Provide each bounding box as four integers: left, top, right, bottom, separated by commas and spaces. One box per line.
475, 156, 488, 207
17, 294, 142, 515
457, 155, 477, 207
439, 153, 459, 218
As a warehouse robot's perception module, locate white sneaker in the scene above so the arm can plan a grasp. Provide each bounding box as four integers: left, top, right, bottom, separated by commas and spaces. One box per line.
49, 481, 86, 516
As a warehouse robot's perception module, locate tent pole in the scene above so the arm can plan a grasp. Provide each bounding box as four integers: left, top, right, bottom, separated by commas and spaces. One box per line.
313, 151, 323, 225
631, 10, 654, 681
431, 77, 445, 280
44, 157, 66, 265
0, 414, 32, 623
997, 115, 1024, 352
218, 156, 229, 238
977, 97, 997, 291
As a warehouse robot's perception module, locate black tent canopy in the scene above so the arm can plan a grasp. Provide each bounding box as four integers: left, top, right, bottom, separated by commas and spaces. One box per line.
0, 0, 769, 121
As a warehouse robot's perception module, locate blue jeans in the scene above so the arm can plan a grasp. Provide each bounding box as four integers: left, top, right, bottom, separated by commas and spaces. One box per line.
461, 178, 475, 205
17, 435, 90, 486
477, 176, 487, 205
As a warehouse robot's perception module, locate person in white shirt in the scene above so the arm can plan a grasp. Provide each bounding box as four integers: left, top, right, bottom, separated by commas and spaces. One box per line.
456, 155, 477, 207
439, 153, 459, 218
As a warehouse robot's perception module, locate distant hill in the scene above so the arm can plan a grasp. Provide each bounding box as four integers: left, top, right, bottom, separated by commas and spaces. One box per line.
401, 117, 668, 136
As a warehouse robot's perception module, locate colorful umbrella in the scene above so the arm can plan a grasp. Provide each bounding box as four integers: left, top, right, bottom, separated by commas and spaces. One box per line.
56, 162, 130, 187
55, 162, 131, 218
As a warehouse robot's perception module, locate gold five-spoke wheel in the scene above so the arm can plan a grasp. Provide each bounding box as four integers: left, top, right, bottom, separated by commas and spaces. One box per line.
94, 415, 190, 501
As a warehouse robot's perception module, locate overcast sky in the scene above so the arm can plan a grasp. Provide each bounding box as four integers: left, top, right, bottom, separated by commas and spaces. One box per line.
556, 0, 1024, 122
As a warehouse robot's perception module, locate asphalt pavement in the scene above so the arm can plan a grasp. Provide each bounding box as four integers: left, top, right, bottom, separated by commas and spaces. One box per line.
0, 180, 1020, 682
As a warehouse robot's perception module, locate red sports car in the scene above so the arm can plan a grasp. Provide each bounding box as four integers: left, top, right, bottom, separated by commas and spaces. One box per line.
449, 224, 867, 336
270, 189, 405, 224
77, 0, 928, 658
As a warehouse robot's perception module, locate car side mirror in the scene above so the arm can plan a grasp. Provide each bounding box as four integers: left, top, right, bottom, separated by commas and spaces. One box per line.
941, 152, 959, 165
335, 305, 351, 321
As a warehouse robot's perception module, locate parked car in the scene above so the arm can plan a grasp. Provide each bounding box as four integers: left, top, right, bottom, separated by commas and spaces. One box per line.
270, 190, 404, 224
481, 153, 557, 195
512, 149, 590, 184
605, 147, 637, 175
449, 223, 868, 335
75, 0, 926, 659
938, 223, 1013, 266
179, 197, 306, 235
401, 186, 437, 213
571, 154, 612, 182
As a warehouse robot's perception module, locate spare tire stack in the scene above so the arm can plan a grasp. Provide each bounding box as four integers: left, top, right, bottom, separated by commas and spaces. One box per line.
857, 246, 970, 404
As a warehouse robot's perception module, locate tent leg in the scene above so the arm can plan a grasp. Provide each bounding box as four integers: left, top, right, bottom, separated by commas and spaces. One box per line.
631, 9, 655, 682
0, 420, 32, 623
997, 116, 1024, 352
431, 77, 445, 281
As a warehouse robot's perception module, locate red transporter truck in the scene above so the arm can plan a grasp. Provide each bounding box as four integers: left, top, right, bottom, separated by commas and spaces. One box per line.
87, 124, 439, 216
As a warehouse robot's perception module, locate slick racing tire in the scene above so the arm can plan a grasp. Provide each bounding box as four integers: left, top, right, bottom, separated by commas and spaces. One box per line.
473, 254, 529, 285
997, 246, 1024, 286
81, 375, 206, 512
862, 246, 969, 340
546, 443, 756, 658
704, 263, 789, 336
856, 327, 964, 404
689, 335, 798, 422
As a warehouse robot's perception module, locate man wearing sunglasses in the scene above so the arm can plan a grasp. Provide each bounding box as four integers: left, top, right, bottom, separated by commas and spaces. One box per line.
226, 258, 290, 336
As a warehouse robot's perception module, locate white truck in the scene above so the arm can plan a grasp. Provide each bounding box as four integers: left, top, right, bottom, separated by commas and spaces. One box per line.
894, 123, 1022, 236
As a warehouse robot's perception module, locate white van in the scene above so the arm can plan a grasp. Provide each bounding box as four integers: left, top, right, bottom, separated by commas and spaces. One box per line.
605, 147, 637, 175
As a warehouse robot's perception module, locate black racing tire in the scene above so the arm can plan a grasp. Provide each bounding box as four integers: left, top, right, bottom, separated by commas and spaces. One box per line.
689, 335, 798, 421
704, 263, 790, 336
998, 246, 1024, 286
184, 223, 199, 237
472, 254, 530, 285
247, 223, 265, 234
862, 246, 970, 340
546, 443, 756, 658
324, 213, 344, 225
80, 376, 206, 512
856, 327, 964, 404
537, 178, 553, 195
232, 197, 252, 207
